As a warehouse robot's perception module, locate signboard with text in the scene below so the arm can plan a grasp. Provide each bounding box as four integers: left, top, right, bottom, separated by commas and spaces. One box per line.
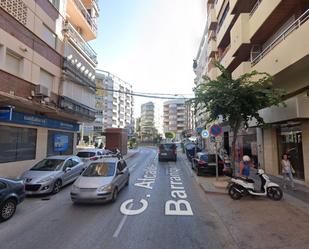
54, 134, 69, 152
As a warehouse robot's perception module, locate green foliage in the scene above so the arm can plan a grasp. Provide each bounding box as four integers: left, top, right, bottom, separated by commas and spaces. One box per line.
165, 132, 175, 139
193, 61, 285, 169
193, 61, 285, 130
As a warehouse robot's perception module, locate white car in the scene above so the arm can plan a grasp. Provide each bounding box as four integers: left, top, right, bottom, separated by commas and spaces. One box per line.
76, 149, 110, 165
70, 157, 130, 203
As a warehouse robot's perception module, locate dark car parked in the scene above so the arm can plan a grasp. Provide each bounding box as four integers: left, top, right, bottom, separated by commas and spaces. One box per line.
158, 143, 177, 162
192, 152, 224, 176
0, 178, 25, 222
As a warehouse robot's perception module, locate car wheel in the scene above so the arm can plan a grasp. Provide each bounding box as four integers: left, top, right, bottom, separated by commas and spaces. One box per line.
125, 177, 129, 187
111, 188, 118, 202
52, 179, 62, 194
0, 199, 17, 222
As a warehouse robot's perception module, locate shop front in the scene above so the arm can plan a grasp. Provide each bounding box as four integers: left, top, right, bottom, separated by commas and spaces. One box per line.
0, 109, 79, 178
277, 123, 305, 180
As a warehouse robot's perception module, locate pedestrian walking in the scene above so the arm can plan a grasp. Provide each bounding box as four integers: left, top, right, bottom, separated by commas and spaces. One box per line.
281, 153, 295, 190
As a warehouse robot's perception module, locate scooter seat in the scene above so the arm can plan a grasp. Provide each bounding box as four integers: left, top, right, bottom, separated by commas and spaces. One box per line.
233, 177, 254, 183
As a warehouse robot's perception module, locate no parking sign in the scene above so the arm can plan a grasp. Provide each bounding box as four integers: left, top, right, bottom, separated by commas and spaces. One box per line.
210, 124, 222, 137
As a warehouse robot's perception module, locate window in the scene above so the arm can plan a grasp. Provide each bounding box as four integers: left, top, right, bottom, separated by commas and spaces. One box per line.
42, 24, 57, 49
47, 131, 73, 156
217, 3, 230, 33
5, 49, 22, 76
0, 181, 7, 190
0, 125, 37, 163
40, 69, 54, 90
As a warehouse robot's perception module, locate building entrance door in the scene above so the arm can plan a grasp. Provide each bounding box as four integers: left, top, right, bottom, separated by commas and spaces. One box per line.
277, 125, 304, 180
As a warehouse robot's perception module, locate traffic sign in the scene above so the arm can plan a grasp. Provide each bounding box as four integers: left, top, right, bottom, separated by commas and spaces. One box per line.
201, 130, 209, 138
210, 124, 222, 137
196, 127, 203, 134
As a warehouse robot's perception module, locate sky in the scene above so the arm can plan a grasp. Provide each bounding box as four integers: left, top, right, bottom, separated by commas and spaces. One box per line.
91, 0, 207, 117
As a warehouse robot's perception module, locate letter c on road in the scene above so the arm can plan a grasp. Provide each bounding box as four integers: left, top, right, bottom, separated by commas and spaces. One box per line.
120, 199, 148, 216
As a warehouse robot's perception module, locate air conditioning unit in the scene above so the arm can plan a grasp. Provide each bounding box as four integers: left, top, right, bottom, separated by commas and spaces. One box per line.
35, 85, 50, 97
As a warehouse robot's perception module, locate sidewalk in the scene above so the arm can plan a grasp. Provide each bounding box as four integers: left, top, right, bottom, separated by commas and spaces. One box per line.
123, 148, 140, 160
180, 152, 309, 211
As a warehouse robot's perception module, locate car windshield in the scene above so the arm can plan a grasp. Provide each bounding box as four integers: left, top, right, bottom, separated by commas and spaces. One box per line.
30, 159, 64, 171
160, 144, 175, 150
82, 162, 115, 177
76, 152, 96, 158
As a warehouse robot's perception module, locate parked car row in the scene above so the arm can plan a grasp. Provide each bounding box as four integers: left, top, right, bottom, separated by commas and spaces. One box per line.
0, 148, 129, 222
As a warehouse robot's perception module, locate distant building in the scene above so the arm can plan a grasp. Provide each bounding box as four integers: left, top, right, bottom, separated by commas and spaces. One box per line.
84, 70, 134, 143
163, 99, 187, 140
140, 102, 156, 141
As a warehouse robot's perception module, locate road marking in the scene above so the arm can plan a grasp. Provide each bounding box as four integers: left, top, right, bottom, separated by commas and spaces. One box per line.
129, 163, 137, 172
113, 202, 133, 238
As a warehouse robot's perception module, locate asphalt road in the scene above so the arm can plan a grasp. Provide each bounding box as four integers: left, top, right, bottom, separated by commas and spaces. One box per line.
0, 147, 238, 249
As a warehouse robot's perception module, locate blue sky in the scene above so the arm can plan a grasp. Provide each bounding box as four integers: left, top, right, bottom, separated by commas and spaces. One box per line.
91, 0, 207, 116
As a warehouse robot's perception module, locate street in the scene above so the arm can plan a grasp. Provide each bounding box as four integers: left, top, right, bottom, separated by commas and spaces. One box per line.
0, 147, 237, 249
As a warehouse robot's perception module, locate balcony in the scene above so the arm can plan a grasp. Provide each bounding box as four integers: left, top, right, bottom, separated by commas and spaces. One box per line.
207, 6, 217, 31
251, 9, 309, 76
216, 8, 235, 48
230, 0, 257, 15
63, 58, 96, 89
232, 61, 251, 79
207, 38, 217, 58
67, 0, 98, 41
59, 96, 96, 121
230, 13, 250, 57
208, 67, 220, 80
249, 0, 281, 41
65, 22, 97, 66
220, 46, 235, 70
259, 92, 309, 123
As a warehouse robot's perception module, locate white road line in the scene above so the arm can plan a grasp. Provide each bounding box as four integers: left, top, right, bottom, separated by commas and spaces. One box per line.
129, 163, 137, 172
113, 203, 133, 238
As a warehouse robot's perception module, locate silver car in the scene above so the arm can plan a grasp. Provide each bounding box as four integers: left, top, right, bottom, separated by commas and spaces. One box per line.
20, 156, 84, 195
70, 158, 129, 203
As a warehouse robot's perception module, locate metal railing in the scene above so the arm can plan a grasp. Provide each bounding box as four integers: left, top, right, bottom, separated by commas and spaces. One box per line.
66, 22, 97, 64
73, 0, 97, 34
251, 9, 309, 66
249, 0, 262, 17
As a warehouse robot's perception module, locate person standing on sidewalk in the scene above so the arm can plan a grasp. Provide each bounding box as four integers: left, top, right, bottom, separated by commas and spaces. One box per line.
281, 153, 295, 190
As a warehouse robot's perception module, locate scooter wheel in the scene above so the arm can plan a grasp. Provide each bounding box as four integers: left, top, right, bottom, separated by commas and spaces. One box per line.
228, 185, 242, 200
267, 187, 283, 201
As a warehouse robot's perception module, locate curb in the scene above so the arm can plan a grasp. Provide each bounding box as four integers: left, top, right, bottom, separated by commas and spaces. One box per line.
179, 153, 229, 195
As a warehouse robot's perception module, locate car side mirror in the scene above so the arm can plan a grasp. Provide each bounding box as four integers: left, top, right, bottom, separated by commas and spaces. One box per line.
64, 168, 71, 172
117, 171, 124, 175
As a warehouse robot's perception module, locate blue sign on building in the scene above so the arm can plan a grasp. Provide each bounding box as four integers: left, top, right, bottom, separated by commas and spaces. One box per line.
196, 127, 203, 134
54, 134, 69, 152
0, 107, 13, 121
0, 110, 79, 132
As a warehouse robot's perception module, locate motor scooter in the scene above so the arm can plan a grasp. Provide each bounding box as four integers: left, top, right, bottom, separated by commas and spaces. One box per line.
227, 169, 283, 201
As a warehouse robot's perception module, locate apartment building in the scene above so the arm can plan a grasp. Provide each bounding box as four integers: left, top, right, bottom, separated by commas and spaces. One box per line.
0, 0, 99, 177
91, 70, 134, 140
163, 99, 187, 140
201, 0, 309, 184
140, 102, 156, 141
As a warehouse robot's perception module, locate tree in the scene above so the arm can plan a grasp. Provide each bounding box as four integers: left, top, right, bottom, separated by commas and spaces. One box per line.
165, 132, 175, 140
193, 62, 285, 169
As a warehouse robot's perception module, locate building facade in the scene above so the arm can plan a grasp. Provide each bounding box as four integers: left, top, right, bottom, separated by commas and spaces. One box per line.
0, 0, 99, 177
140, 102, 156, 141
200, 0, 309, 184
86, 70, 134, 143
163, 99, 187, 140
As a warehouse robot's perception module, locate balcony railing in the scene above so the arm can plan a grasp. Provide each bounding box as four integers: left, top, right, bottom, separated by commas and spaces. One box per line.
249, 0, 262, 17
65, 22, 97, 65
251, 9, 309, 66
63, 58, 96, 89
73, 0, 97, 34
